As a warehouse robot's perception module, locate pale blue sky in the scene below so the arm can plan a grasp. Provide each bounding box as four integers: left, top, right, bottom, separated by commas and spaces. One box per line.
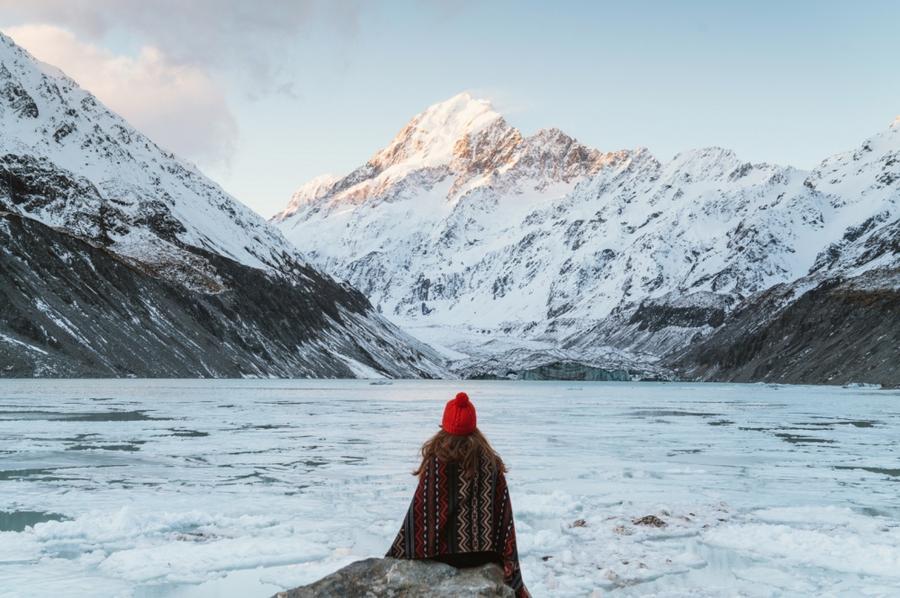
2, 0, 898, 216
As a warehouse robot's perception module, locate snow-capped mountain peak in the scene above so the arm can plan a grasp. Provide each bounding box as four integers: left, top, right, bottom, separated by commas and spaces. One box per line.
284, 173, 342, 210
371, 92, 503, 171
274, 95, 898, 375
666, 147, 741, 178
805, 118, 900, 205
272, 92, 627, 225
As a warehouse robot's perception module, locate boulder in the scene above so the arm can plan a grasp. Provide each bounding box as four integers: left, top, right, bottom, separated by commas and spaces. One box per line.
274, 557, 514, 597
633, 515, 667, 527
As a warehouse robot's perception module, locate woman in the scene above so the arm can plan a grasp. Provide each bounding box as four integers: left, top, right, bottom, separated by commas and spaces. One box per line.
387, 392, 530, 597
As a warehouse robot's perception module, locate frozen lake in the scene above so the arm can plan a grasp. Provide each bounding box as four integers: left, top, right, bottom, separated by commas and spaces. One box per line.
0, 380, 898, 597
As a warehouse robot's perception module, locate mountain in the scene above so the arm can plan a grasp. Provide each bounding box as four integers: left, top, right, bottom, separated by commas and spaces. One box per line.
669, 196, 900, 385
656, 120, 900, 386
0, 32, 447, 378
274, 94, 899, 385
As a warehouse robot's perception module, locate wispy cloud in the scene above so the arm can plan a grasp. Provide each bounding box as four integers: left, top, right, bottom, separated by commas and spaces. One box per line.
0, 1, 360, 89
5, 24, 238, 166
0, 1, 361, 167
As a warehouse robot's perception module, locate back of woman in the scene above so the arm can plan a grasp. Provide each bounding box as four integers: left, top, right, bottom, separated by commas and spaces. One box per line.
387, 392, 530, 597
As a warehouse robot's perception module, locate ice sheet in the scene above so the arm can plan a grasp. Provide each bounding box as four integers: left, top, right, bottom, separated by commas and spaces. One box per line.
0, 380, 898, 597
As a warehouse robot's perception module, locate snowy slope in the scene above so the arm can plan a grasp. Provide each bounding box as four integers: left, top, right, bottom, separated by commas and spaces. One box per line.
669, 204, 900, 386
0, 32, 448, 378
274, 94, 899, 376
0, 32, 302, 288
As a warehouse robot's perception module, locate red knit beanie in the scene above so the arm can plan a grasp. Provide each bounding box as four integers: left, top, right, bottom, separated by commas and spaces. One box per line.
442, 392, 477, 436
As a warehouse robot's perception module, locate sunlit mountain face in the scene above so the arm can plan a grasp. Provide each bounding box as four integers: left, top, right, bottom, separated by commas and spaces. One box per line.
274, 93, 899, 384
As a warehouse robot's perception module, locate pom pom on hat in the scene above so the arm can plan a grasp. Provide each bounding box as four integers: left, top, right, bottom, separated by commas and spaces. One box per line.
442, 391, 476, 436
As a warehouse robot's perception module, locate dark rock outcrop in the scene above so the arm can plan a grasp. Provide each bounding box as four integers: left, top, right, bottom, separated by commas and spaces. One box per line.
670, 271, 900, 387
273, 557, 513, 598
628, 301, 726, 332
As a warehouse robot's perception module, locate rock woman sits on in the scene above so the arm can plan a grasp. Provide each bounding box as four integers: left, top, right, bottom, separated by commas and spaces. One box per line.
387, 392, 530, 597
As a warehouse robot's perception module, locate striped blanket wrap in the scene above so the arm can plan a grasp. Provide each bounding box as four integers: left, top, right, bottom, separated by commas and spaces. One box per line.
387, 455, 530, 597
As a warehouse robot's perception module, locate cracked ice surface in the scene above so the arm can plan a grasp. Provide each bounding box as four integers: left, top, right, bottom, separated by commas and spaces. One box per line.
0, 380, 898, 597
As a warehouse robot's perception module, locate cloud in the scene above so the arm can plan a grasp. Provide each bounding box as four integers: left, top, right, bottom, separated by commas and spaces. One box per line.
5, 24, 237, 167
0, 2, 363, 167
0, 1, 360, 92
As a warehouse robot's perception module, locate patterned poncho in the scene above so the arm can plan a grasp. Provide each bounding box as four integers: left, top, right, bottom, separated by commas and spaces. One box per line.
387, 455, 530, 597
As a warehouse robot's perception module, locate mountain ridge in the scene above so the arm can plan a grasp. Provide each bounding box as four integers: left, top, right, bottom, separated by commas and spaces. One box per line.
272, 92, 625, 225
275, 93, 899, 384
0, 31, 448, 378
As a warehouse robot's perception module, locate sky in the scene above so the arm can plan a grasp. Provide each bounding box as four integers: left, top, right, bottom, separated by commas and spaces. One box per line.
1, 0, 898, 217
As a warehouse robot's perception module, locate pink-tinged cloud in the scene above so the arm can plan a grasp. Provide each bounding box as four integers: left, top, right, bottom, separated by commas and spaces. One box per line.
5, 24, 237, 167
0, 0, 359, 92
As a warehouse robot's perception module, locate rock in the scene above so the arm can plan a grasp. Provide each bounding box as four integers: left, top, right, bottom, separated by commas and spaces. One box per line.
569, 518, 588, 528
670, 269, 900, 387
274, 557, 514, 597
632, 515, 667, 527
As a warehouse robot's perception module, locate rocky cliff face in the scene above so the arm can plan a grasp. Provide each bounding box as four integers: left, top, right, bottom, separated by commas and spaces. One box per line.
670, 274, 899, 386
275, 93, 899, 383
0, 32, 447, 378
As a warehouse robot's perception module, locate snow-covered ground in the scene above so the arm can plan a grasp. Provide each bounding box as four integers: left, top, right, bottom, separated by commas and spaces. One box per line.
1, 380, 898, 597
